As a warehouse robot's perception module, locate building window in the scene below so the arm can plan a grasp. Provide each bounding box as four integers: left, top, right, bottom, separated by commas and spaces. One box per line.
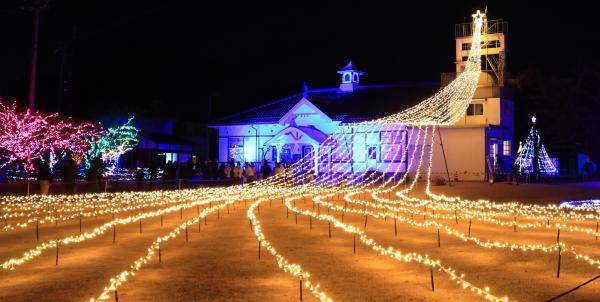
490, 143, 498, 166
466, 103, 484, 116
503, 140, 511, 156
271, 146, 278, 162
380, 131, 405, 162
483, 40, 501, 49
380, 131, 403, 144
162, 153, 177, 163
331, 140, 352, 162
490, 143, 498, 157
343, 73, 351, 83
462, 40, 501, 50
228, 137, 244, 162
353, 73, 359, 82
281, 148, 291, 163
368, 146, 377, 160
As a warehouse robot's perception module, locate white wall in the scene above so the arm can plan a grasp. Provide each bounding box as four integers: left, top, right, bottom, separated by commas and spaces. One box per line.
431, 127, 486, 181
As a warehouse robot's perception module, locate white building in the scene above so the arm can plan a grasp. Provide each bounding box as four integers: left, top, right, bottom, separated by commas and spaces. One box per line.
210, 19, 514, 181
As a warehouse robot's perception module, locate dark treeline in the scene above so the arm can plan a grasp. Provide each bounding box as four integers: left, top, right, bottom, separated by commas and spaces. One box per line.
514, 66, 600, 166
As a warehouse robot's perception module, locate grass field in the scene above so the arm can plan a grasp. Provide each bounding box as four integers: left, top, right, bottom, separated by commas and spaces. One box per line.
1, 181, 600, 301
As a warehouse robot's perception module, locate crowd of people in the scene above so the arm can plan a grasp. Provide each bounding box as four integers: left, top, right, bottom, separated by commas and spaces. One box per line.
30, 154, 297, 195
215, 159, 291, 185
27, 153, 597, 195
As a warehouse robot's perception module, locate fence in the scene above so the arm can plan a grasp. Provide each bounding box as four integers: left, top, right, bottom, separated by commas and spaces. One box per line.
0, 178, 233, 196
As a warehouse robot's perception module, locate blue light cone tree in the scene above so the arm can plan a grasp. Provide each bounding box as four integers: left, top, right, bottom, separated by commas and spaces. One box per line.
514, 116, 557, 175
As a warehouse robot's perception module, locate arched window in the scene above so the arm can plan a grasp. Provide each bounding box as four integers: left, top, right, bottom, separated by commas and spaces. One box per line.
343, 73, 351, 82
353, 73, 359, 82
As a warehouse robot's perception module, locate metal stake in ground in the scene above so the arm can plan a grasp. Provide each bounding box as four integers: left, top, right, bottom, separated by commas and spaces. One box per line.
114, 289, 118, 302
309, 216, 312, 230
328, 222, 331, 238
468, 218, 472, 237
139, 219, 142, 234
300, 279, 303, 301
55, 240, 59, 265
158, 246, 162, 263
430, 267, 435, 291
437, 228, 441, 248
557, 246, 562, 278
186, 225, 189, 243
557, 228, 562, 278
353, 234, 356, 254
258, 240, 261, 260
394, 217, 397, 236
113, 224, 116, 243
161, 214, 163, 227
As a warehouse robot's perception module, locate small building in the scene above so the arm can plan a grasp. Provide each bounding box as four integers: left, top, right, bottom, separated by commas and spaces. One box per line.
210, 18, 514, 181
95, 117, 209, 169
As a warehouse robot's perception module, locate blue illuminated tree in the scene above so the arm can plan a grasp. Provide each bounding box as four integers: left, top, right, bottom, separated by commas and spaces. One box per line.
514, 116, 557, 175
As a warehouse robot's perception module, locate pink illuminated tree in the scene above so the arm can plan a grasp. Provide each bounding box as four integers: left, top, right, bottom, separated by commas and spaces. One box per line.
0, 100, 104, 171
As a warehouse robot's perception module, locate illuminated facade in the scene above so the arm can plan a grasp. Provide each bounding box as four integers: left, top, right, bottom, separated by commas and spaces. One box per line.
210, 19, 514, 180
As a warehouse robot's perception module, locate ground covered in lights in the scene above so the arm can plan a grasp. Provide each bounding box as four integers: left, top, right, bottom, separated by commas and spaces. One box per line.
2, 181, 600, 302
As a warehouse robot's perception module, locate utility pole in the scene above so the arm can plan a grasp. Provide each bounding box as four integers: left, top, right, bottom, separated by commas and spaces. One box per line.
532, 116, 540, 181
56, 26, 76, 112
26, 0, 49, 110
205, 95, 213, 160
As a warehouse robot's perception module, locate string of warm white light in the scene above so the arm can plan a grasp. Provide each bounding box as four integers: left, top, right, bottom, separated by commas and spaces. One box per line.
90, 198, 238, 302
283, 195, 507, 302
1, 191, 205, 232
309, 193, 600, 271
247, 197, 333, 302
1, 195, 221, 270
5, 10, 597, 302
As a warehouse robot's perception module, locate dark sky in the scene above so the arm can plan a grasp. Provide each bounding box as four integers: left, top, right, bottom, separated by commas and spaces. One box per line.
0, 1, 598, 121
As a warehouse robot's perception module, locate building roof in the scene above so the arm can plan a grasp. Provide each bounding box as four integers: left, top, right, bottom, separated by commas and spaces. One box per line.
337, 61, 364, 75
209, 82, 440, 126
147, 133, 196, 145
294, 126, 329, 143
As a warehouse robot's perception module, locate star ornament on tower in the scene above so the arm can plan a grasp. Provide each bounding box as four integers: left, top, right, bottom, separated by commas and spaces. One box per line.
472, 10, 486, 22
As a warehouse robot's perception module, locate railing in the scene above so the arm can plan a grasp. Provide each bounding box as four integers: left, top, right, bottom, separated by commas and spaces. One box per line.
440, 71, 501, 88
0, 178, 237, 196
455, 19, 508, 38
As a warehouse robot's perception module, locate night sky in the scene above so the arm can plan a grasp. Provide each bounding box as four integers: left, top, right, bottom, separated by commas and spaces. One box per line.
0, 1, 598, 122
